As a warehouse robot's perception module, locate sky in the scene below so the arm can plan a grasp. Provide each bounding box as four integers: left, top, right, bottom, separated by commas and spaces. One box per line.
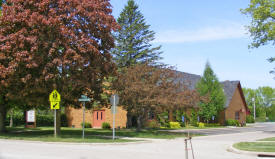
110, 0, 275, 89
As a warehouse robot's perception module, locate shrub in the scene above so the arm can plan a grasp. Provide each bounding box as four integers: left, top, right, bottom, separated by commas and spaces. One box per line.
36, 114, 54, 126
198, 122, 205, 128
157, 112, 169, 127
235, 120, 240, 127
37, 113, 68, 127
81, 122, 92, 128
180, 122, 185, 127
246, 115, 255, 123
169, 122, 181, 129
61, 113, 68, 127
145, 120, 160, 129
190, 109, 198, 126
102, 122, 111, 129
204, 123, 220, 127
226, 119, 240, 127
5, 112, 68, 127
255, 116, 266, 122
5, 113, 25, 126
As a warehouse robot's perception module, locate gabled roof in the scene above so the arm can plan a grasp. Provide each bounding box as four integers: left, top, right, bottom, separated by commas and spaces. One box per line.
178, 71, 245, 108
221, 81, 240, 108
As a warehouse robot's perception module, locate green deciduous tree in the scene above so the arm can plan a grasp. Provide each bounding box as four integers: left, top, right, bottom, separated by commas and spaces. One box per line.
196, 62, 226, 123
258, 86, 275, 107
112, 0, 162, 67
242, 0, 275, 49
243, 86, 275, 121
242, 0, 275, 72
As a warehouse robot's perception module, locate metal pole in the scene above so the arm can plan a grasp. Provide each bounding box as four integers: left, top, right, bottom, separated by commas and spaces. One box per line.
54, 109, 57, 137
82, 102, 85, 140
185, 139, 188, 159
253, 97, 256, 120
113, 96, 116, 140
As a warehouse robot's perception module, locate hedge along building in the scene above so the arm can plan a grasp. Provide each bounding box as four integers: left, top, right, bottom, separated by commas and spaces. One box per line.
179, 72, 249, 125
66, 72, 249, 128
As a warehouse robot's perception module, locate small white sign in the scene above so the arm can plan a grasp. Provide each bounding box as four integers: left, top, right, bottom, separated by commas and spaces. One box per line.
27, 110, 35, 122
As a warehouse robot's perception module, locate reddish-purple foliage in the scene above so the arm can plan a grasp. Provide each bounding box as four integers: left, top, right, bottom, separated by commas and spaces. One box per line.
0, 0, 119, 106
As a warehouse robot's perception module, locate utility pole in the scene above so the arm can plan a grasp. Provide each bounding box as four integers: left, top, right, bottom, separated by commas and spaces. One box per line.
252, 97, 256, 120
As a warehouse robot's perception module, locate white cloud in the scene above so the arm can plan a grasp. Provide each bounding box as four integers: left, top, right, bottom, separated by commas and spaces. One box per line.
154, 22, 247, 43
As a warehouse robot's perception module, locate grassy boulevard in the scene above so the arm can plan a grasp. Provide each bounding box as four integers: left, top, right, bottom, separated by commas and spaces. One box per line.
0, 127, 200, 143
233, 137, 275, 152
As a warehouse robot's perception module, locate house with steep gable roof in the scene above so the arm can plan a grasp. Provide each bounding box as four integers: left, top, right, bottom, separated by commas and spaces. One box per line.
219, 80, 249, 124
179, 72, 249, 125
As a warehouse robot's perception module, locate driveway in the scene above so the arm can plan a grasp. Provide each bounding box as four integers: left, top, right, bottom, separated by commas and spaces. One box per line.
0, 123, 274, 159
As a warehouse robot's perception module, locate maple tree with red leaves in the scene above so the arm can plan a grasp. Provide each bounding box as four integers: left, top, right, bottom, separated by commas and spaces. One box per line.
113, 64, 203, 131
0, 0, 118, 133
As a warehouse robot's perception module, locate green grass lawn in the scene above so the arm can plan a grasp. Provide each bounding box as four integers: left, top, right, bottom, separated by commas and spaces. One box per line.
0, 126, 196, 143
0, 127, 130, 143
258, 137, 275, 141
233, 142, 275, 152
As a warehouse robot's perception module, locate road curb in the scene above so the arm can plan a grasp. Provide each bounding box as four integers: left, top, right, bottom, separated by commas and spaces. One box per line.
0, 138, 154, 146
228, 145, 275, 157
194, 131, 262, 139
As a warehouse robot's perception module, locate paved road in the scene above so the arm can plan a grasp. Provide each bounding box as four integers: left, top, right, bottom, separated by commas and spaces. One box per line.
170, 122, 275, 136
0, 122, 274, 159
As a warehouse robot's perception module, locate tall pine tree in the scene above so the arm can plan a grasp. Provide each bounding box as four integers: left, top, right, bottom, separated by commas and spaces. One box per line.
196, 62, 226, 123
112, 0, 162, 67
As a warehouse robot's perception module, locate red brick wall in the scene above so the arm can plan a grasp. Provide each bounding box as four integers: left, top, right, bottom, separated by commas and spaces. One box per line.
225, 86, 247, 124
66, 106, 127, 128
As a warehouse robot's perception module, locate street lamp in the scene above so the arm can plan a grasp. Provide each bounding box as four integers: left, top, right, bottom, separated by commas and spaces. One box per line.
252, 97, 256, 120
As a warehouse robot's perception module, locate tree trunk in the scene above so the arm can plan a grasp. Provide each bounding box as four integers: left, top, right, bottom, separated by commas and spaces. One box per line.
56, 109, 61, 136
9, 109, 13, 127
136, 115, 142, 132
126, 112, 133, 128
169, 110, 174, 121
0, 103, 7, 133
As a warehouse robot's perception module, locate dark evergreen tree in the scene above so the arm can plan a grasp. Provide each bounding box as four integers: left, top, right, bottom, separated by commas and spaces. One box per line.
196, 62, 226, 123
112, 0, 162, 67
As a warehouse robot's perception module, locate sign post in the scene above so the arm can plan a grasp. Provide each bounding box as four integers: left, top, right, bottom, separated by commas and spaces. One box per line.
49, 90, 61, 137
110, 94, 119, 140
78, 95, 91, 140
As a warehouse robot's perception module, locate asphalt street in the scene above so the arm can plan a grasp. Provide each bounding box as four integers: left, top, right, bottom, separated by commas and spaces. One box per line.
170, 122, 275, 136
0, 122, 274, 159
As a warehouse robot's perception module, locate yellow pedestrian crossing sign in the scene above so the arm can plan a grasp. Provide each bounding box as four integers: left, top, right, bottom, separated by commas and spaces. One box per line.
49, 90, 61, 110
51, 101, 60, 109
49, 90, 61, 102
